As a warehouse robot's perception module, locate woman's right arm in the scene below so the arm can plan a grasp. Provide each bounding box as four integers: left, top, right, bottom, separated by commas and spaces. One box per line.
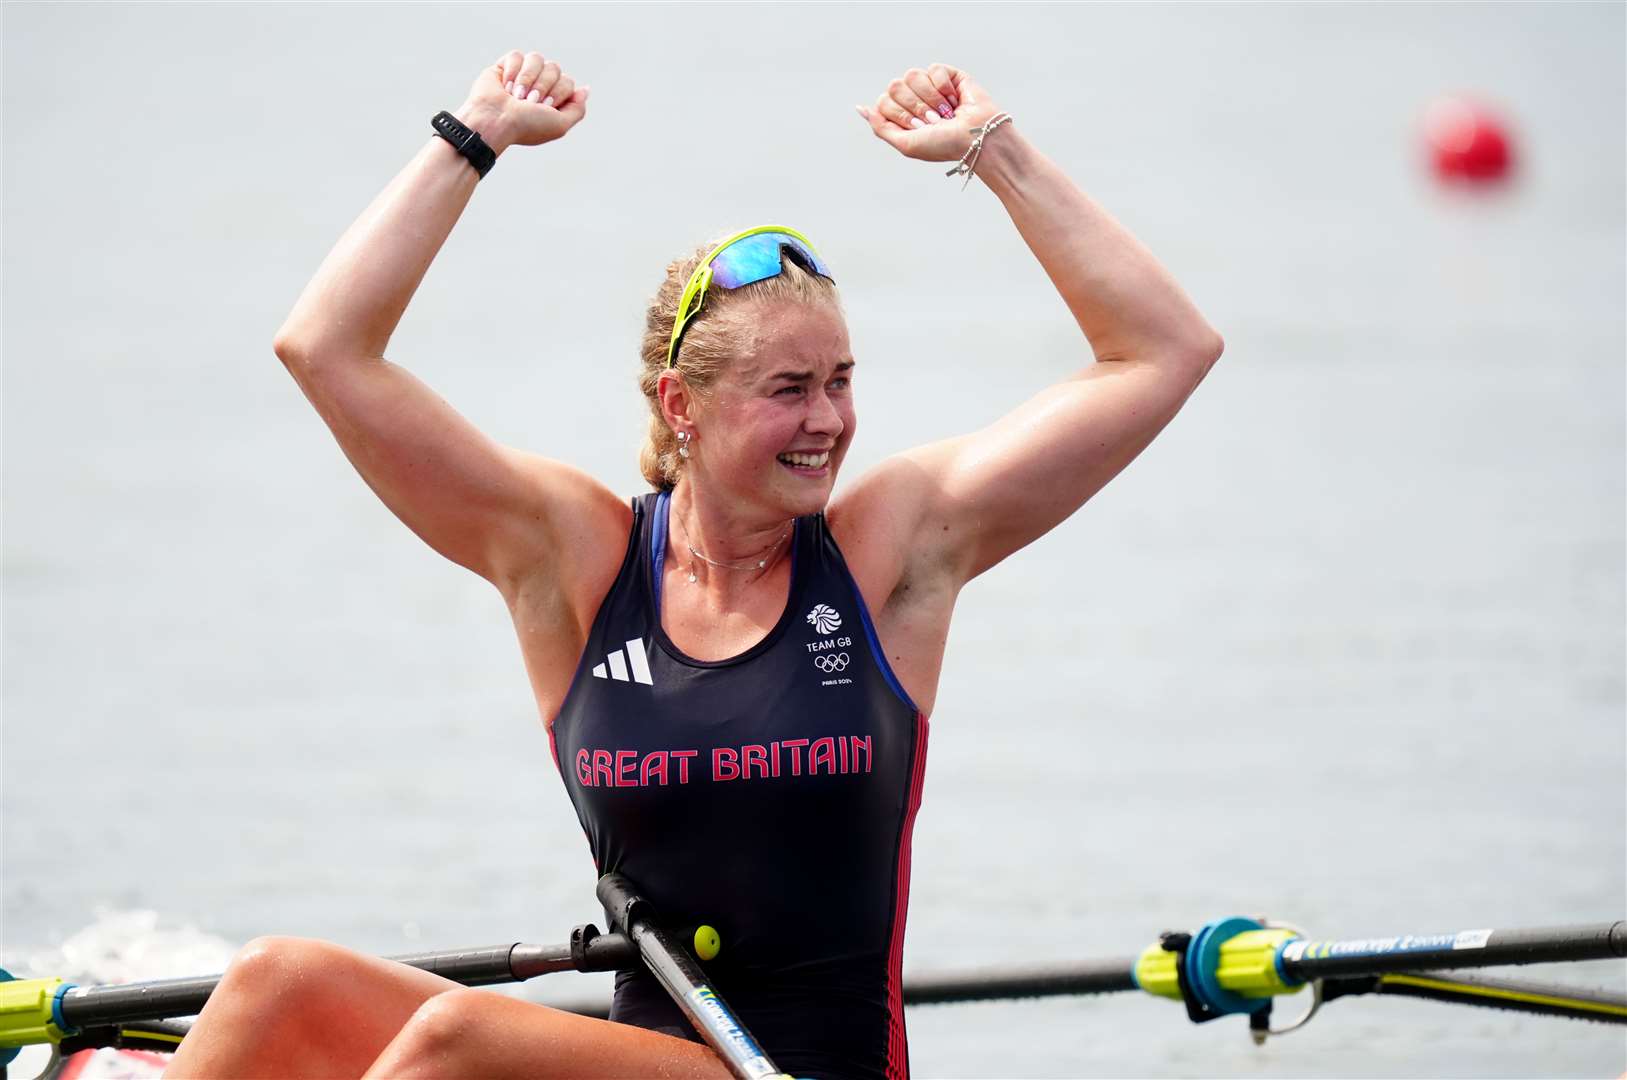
272, 51, 624, 596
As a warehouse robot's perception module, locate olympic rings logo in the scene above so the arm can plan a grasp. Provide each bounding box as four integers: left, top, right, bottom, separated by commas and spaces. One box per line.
814, 652, 850, 673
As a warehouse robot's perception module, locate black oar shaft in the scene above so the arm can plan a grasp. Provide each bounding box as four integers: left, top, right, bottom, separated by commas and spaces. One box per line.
902, 959, 1139, 1004
387, 944, 544, 987
57, 935, 639, 1030
388, 934, 637, 985
58, 975, 223, 1029
1279, 921, 1625, 980
597, 874, 783, 1080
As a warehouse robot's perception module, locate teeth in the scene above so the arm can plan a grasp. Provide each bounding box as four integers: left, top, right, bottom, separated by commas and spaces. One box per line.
778, 451, 829, 468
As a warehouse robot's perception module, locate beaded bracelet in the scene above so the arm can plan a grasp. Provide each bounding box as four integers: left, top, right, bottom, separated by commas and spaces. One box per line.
945, 112, 1014, 190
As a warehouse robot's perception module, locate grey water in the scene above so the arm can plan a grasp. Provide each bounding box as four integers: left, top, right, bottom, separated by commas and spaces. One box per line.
4, 3, 1623, 1077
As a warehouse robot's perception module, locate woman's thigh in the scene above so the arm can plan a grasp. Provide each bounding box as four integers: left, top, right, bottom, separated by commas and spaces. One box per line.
165, 936, 467, 1078
362, 987, 732, 1080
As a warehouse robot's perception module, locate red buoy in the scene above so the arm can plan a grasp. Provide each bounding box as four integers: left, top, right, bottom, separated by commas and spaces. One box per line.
1423, 96, 1515, 184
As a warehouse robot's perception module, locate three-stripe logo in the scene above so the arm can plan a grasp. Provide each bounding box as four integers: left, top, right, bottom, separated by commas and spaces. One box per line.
592, 638, 654, 685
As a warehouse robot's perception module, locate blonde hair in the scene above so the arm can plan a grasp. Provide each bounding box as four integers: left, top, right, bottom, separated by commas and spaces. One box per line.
637, 234, 841, 490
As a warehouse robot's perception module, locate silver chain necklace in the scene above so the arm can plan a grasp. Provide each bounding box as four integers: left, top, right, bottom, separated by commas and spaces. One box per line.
676, 516, 792, 584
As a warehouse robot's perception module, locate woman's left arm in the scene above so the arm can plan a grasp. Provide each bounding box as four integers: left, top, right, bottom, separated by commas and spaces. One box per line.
851, 66, 1224, 583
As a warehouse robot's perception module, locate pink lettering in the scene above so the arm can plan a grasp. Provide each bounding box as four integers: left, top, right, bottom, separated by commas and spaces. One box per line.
640, 751, 669, 786
573, 738, 875, 788
849, 735, 872, 774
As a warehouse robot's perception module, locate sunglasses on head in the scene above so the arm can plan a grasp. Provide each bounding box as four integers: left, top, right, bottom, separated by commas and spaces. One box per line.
666, 225, 836, 369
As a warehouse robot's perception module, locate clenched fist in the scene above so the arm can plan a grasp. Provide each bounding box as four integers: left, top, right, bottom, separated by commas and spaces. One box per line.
856, 64, 1002, 163
456, 50, 589, 153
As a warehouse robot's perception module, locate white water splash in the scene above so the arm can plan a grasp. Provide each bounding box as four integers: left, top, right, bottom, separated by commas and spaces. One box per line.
19, 908, 238, 985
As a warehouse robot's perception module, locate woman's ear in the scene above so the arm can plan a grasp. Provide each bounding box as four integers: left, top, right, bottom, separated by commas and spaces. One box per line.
656, 368, 692, 432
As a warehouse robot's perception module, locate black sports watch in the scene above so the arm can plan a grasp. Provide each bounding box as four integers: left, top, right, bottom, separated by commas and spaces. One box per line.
431, 110, 497, 179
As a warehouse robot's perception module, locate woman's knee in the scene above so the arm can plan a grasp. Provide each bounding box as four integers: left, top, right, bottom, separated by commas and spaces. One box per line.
220, 935, 362, 1011
396, 989, 552, 1062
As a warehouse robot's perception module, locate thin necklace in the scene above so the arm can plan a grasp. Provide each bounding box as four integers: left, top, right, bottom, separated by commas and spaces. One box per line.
676, 515, 792, 584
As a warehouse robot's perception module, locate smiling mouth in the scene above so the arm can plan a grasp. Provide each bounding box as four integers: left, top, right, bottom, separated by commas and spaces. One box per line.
777, 450, 830, 470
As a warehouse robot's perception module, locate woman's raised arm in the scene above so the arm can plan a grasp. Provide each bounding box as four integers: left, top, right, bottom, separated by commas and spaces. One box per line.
845, 64, 1225, 585
272, 52, 622, 593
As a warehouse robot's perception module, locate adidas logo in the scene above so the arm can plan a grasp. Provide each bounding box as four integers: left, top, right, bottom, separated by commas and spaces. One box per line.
592, 638, 654, 685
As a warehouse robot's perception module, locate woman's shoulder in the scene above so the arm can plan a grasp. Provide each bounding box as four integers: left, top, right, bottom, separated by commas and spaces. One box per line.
498, 464, 635, 607
827, 455, 935, 559
825, 460, 931, 612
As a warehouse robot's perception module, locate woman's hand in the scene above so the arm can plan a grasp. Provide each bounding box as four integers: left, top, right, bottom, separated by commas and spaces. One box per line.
856, 64, 1001, 162
455, 50, 589, 154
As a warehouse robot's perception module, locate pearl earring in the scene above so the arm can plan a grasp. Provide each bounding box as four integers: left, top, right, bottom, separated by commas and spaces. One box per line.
677, 430, 691, 459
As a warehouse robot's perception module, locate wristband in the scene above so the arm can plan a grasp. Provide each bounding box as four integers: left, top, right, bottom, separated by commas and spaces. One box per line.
431, 110, 496, 179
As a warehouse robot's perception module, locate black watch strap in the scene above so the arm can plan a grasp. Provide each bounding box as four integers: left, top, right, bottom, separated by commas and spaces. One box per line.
431, 110, 497, 179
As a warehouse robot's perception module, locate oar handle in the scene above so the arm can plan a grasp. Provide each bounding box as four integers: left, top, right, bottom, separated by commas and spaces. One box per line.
388, 933, 638, 985
596, 873, 789, 1080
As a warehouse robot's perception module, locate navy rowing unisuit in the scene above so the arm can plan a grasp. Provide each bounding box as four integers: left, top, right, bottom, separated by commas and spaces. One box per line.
549, 492, 930, 1080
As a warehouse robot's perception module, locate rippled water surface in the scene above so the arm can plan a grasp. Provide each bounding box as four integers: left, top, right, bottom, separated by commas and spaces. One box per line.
5, 4, 1623, 1077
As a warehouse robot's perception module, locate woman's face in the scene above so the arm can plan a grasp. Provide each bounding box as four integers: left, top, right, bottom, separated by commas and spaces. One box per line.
693, 298, 857, 520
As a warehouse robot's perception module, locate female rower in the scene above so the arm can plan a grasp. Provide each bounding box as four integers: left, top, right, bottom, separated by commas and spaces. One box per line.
167, 49, 1222, 1080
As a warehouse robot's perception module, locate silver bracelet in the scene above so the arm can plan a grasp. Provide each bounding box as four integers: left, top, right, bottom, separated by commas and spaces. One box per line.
945, 112, 1014, 191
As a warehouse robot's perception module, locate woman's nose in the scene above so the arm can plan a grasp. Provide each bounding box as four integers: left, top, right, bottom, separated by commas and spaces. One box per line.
806, 389, 843, 437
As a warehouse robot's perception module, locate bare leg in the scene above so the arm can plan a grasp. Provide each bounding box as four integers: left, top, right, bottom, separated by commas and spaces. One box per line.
165, 936, 463, 1079
361, 987, 731, 1080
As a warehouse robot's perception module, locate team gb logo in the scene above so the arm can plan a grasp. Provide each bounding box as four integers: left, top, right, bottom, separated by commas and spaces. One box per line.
806, 604, 842, 635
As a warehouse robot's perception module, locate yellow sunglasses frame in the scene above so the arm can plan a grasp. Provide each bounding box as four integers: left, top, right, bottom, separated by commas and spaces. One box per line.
665, 225, 826, 369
